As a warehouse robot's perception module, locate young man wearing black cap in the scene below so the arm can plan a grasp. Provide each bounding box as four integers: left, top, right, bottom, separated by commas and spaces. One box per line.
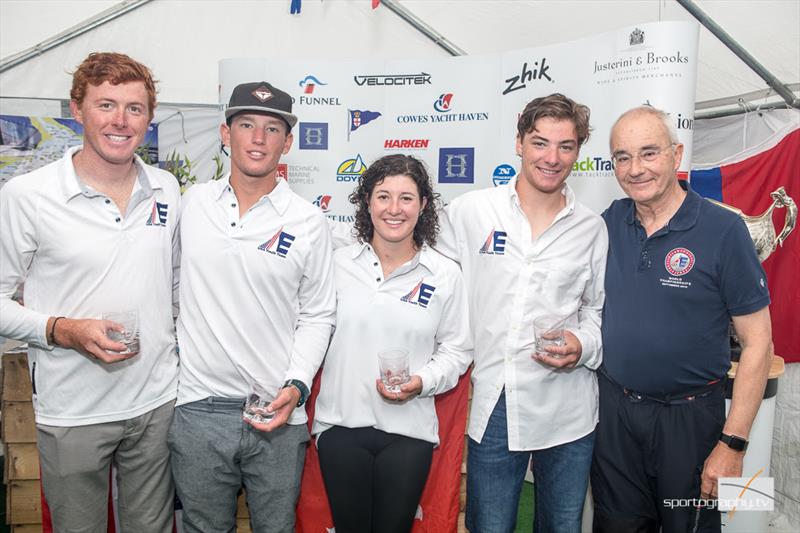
168, 82, 336, 532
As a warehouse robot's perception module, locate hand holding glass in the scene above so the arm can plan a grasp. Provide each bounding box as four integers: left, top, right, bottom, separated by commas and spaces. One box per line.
103, 311, 140, 355
378, 349, 410, 393
534, 315, 566, 359
243, 385, 276, 425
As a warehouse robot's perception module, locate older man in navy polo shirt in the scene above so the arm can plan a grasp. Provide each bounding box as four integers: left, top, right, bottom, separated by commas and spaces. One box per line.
591, 106, 773, 533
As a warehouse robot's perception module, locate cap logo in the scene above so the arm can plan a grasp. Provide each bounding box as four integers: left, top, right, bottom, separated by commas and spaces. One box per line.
252, 86, 273, 102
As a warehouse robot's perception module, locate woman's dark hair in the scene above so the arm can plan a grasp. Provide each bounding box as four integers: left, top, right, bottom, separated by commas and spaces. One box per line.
349, 154, 440, 248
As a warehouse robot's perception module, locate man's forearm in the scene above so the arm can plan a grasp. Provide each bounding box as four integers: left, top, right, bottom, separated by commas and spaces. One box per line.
723, 342, 771, 439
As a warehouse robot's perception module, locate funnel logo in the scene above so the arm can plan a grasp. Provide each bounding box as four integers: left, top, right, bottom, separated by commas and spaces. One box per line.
434, 93, 453, 112
299, 75, 327, 94
313, 195, 332, 212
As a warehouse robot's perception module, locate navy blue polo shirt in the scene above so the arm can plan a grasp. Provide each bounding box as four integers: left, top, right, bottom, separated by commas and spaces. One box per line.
601, 183, 770, 394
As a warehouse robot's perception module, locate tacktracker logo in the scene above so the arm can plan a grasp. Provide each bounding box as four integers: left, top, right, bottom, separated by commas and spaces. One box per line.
384, 139, 430, 150
502, 58, 554, 95
257, 226, 295, 258
400, 279, 436, 309
479, 228, 507, 255
434, 93, 453, 112
438, 148, 474, 184
336, 154, 368, 182
492, 164, 516, 186
313, 194, 332, 212
145, 201, 168, 226
353, 72, 431, 87
298, 75, 327, 94
299, 122, 328, 150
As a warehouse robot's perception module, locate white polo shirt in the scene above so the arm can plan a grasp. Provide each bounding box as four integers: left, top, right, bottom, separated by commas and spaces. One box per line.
176, 174, 336, 425
312, 243, 472, 445
438, 178, 608, 450
0, 146, 180, 426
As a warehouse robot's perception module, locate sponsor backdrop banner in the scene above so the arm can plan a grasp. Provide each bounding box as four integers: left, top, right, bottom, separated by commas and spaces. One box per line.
220, 21, 699, 533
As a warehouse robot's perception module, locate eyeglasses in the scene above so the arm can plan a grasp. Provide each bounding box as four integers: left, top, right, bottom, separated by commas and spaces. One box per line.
611, 144, 675, 169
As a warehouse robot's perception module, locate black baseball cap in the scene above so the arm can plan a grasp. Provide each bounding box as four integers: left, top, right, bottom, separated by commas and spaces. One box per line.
224, 81, 297, 129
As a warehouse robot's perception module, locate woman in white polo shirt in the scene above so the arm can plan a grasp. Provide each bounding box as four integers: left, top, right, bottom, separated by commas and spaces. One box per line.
313, 154, 472, 532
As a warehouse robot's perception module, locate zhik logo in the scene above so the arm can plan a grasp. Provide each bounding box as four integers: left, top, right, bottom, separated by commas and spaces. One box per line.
299, 122, 328, 150
146, 201, 168, 226
258, 226, 296, 258
503, 58, 553, 95
400, 279, 436, 309
479, 229, 507, 255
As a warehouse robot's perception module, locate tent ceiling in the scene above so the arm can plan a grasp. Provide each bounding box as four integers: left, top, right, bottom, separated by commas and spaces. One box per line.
1, 0, 797, 115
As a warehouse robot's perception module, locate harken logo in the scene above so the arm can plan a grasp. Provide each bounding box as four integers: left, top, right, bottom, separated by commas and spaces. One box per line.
384, 139, 430, 150
299, 122, 328, 150
257, 226, 296, 258
665, 248, 695, 276
438, 148, 474, 184
400, 279, 436, 309
434, 93, 454, 112
502, 58, 553, 95
479, 228, 507, 255
313, 194, 332, 212
298, 75, 327, 94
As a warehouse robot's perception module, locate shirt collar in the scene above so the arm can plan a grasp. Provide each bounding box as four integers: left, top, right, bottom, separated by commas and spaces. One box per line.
213, 173, 292, 216
60, 145, 159, 202
351, 242, 437, 276
506, 174, 576, 216
624, 180, 700, 232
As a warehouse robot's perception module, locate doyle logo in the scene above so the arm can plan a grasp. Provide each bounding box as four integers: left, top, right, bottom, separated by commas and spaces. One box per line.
492, 164, 516, 186
353, 72, 431, 87
479, 228, 507, 255
276, 163, 288, 180
665, 248, 695, 276
146, 201, 168, 226
298, 122, 328, 150
384, 139, 430, 150
337, 154, 368, 182
298, 75, 327, 94
258, 226, 295, 258
313, 194, 332, 212
502, 58, 553, 95
400, 279, 436, 309
434, 93, 454, 112
438, 148, 474, 184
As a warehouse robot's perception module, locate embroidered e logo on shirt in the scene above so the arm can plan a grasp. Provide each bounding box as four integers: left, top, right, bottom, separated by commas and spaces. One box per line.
659, 247, 695, 289
400, 279, 436, 309
479, 228, 507, 255
257, 226, 296, 258
145, 201, 169, 227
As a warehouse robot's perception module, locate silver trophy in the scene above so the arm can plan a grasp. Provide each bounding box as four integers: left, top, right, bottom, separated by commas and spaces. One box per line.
709, 187, 797, 263
708, 187, 796, 360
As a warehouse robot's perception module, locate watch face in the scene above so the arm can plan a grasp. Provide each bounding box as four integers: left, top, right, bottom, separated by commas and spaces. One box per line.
722, 434, 748, 451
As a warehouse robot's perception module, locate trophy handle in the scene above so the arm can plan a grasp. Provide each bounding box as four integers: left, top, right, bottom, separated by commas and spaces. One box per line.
771, 187, 797, 248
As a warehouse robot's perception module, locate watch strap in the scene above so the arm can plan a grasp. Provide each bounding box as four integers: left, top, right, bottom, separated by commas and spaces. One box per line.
283, 379, 309, 407
720, 432, 748, 452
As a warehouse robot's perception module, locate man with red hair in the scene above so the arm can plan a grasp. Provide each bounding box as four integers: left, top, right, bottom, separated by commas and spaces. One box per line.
0, 52, 179, 532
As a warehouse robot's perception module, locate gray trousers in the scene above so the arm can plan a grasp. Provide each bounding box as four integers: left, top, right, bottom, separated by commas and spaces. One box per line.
37, 400, 175, 533
168, 397, 309, 533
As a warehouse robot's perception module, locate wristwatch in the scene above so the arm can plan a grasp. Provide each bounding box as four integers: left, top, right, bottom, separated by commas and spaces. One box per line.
283, 379, 310, 407
719, 432, 748, 452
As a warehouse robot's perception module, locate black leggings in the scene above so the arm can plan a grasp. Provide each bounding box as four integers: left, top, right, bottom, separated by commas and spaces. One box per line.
317, 425, 434, 533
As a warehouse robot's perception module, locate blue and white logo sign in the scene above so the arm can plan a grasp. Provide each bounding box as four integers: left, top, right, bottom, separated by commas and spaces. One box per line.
298, 122, 328, 150
438, 148, 474, 184
492, 164, 516, 186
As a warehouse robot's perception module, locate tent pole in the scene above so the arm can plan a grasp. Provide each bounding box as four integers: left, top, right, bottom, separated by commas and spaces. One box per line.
676, 0, 799, 109
0, 0, 154, 74
380, 0, 466, 56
